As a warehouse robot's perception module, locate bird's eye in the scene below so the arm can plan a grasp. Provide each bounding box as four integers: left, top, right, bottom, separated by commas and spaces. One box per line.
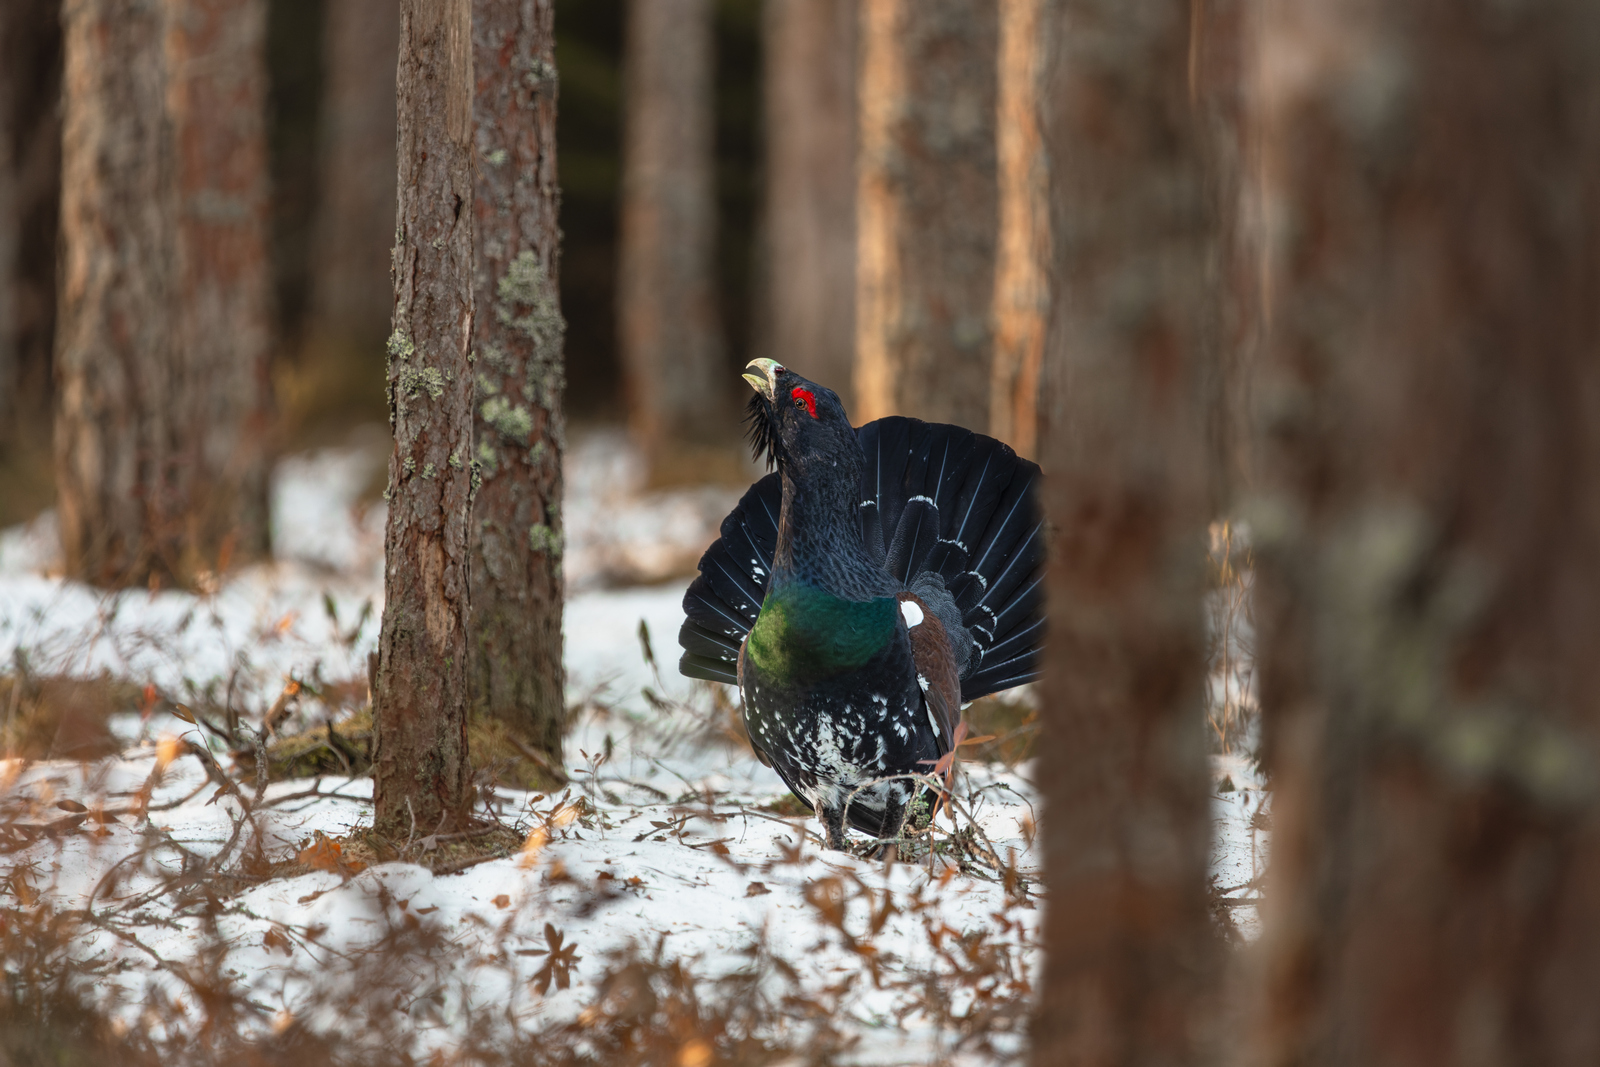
793, 397, 806, 409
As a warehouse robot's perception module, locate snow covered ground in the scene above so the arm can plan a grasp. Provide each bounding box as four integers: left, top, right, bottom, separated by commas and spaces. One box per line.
0, 431, 1265, 1063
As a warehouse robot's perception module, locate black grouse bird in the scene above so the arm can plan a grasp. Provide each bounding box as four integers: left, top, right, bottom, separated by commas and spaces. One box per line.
678, 359, 1044, 852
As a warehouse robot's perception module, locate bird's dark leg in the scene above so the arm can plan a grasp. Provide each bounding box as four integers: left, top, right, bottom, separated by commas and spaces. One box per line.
820, 805, 849, 851
870, 795, 910, 862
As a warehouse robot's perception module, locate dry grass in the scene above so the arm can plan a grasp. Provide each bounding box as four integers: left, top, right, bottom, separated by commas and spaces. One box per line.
0, 629, 1041, 1066
961, 691, 1039, 767
0, 668, 136, 762
0, 735, 1038, 1066
0, 506, 1271, 1064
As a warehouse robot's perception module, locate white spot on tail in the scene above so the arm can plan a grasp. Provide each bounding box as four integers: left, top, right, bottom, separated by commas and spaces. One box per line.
899, 600, 924, 628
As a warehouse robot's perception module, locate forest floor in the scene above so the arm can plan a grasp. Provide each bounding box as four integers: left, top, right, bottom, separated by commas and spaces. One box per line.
0, 431, 1267, 1065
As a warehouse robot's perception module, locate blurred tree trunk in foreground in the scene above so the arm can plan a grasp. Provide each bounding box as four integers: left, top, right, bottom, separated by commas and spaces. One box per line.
469, 0, 566, 783
988, 0, 1051, 458
1032, 2, 1218, 1064
618, 0, 723, 454
761, 0, 856, 408
855, 0, 996, 429
1192, 0, 1259, 512
55, 0, 272, 588
371, 0, 476, 839
0, 0, 61, 474
307, 0, 400, 361
1251, 4, 1600, 1064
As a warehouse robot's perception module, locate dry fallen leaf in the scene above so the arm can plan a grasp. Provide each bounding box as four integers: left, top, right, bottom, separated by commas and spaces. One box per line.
154, 734, 183, 773
263, 927, 293, 956
296, 832, 365, 875
518, 827, 549, 868
492, 894, 511, 909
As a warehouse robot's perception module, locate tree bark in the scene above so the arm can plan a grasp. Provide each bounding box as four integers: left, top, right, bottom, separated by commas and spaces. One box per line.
54, 0, 272, 588
468, 0, 565, 777
761, 0, 856, 409
166, 0, 275, 539
617, 0, 723, 452
0, 0, 61, 447
1192, 0, 1259, 513
1031, 3, 1218, 1065
855, 0, 997, 430
371, 0, 476, 839
309, 0, 401, 357
989, 0, 1051, 458
1250, 4, 1600, 1065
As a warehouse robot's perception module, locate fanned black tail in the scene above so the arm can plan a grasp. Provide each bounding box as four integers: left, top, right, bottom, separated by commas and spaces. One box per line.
679, 417, 1044, 701
677, 473, 782, 685
857, 418, 1044, 700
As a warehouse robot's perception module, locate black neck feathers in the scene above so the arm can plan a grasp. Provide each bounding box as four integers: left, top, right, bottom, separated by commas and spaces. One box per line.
772, 436, 895, 601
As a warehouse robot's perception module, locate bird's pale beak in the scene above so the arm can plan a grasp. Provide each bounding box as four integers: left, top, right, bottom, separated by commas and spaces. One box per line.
743, 358, 782, 400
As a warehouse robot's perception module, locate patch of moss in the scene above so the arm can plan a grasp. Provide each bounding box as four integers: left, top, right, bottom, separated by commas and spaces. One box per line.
758, 793, 811, 818
258, 707, 373, 779
324, 823, 525, 875
468, 714, 568, 792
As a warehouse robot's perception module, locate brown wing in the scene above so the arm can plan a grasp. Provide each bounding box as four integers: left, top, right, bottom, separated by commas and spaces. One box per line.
898, 592, 962, 756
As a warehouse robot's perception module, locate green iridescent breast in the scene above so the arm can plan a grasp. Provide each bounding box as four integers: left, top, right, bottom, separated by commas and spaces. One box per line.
744, 585, 898, 682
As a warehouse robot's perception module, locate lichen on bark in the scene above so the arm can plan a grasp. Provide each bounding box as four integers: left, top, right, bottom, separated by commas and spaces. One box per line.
480, 395, 533, 441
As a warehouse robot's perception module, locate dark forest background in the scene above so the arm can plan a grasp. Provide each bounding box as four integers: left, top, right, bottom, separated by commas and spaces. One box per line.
266, 0, 762, 426
0, 0, 763, 526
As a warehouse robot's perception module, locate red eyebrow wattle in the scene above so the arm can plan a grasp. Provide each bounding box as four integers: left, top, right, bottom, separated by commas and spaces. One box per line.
792, 387, 817, 418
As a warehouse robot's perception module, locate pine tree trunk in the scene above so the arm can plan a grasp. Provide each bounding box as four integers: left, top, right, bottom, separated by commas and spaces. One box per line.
761, 0, 856, 409
370, 0, 476, 840
0, 5, 12, 419
1031, 3, 1218, 1064
618, 0, 723, 452
55, 0, 272, 588
989, 0, 1051, 458
0, 0, 62, 447
855, 0, 997, 429
166, 0, 275, 546
309, 0, 401, 357
468, 0, 565, 780
1192, 0, 1258, 511
55, 1, 170, 582
1250, 5, 1600, 1064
